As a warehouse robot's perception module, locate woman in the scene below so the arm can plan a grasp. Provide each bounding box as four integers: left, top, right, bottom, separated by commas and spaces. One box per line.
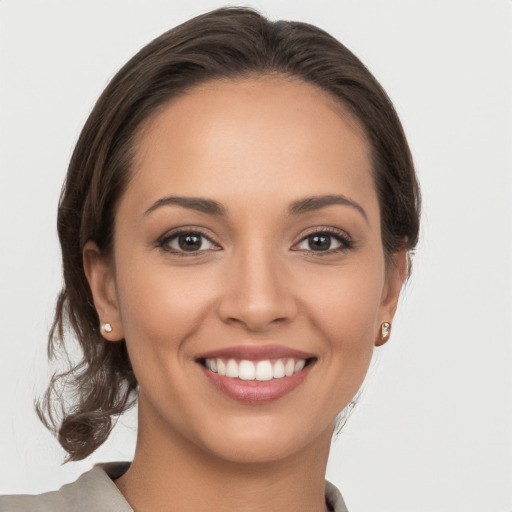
0, 7, 419, 511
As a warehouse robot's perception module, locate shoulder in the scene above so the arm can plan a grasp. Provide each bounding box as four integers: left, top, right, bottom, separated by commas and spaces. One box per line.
0, 462, 132, 512
0, 490, 68, 512
1, 465, 347, 512
325, 480, 349, 512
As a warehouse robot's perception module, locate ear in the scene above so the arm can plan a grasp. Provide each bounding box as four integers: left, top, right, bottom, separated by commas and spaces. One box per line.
375, 248, 408, 347
83, 240, 124, 341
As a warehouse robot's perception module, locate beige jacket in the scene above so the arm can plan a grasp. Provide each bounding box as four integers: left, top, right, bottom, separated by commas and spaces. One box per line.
0, 462, 349, 511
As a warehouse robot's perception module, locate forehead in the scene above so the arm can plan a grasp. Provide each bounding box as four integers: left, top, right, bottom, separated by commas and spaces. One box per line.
123, 77, 378, 222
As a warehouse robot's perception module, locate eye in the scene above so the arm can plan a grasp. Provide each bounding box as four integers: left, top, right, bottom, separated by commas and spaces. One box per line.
158, 230, 220, 255
293, 229, 353, 254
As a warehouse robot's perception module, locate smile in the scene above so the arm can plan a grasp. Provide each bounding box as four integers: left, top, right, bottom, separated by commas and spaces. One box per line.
204, 357, 307, 381
196, 346, 316, 402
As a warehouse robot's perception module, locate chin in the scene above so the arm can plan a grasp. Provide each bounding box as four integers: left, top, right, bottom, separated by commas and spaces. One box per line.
193, 414, 333, 465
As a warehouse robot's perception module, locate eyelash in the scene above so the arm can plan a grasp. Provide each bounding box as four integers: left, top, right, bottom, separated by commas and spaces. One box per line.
156, 226, 354, 257
156, 227, 221, 257
292, 227, 354, 256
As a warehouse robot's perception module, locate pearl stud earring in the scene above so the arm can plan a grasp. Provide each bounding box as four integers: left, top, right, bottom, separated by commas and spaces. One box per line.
102, 323, 113, 333
381, 322, 391, 339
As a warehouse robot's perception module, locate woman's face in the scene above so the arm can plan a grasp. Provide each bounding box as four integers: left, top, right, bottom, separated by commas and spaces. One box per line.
86, 77, 405, 463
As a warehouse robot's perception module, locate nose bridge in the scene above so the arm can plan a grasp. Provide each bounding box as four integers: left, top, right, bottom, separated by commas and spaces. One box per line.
218, 236, 296, 331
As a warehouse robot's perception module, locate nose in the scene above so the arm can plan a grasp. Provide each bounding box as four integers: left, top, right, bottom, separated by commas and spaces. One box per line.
217, 245, 298, 332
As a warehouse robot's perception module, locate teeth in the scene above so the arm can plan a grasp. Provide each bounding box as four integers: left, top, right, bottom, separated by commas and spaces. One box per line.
206, 359, 217, 372
239, 360, 255, 380
284, 359, 295, 377
255, 360, 273, 381
217, 359, 226, 376
205, 357, 307, 381
226, 359, 239, 378
272, 360, 285, 378
294, 360, 305, 372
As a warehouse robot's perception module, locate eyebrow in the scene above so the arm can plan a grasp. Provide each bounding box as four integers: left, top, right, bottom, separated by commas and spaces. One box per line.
144, 193, 368, 222
289, 194, 368, 222
144, 196, 227, 216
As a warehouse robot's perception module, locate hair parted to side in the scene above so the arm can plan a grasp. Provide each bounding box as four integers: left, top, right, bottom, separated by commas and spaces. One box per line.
37, 6, 420, 461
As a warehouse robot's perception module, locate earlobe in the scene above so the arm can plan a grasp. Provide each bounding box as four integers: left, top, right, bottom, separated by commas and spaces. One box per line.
375, 248, 408, 347
83, 241, 124, 341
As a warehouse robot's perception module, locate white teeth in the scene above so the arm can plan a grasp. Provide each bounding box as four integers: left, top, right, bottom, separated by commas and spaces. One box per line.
226, 359, 239, 378
206, 359, 217, 372
239, 360, 255, 380
217, 359, 226, 376
272, 360, 285, 378
294, 360, 305, 372
255, 360, 273, 381
284, 359, 295, 377
205, 357, 307, 381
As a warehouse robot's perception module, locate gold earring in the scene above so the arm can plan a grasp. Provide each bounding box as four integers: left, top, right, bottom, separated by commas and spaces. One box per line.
381, 322, 391, 339
102, 323, 113, 333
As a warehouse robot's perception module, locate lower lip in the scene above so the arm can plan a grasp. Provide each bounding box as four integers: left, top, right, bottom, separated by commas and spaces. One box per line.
199, 363, 313, 403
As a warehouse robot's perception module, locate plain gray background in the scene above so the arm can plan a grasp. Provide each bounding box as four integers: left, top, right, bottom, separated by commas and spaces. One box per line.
1, 1, 511, 511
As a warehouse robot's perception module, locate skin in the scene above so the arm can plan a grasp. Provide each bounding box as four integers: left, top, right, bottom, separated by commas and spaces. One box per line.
84, 77, 406, 512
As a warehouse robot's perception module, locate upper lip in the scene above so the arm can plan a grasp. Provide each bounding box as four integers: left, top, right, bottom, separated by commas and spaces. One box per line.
195, 344, 316, 361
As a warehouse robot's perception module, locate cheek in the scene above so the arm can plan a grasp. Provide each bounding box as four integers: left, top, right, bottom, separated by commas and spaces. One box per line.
303, 258, 385, 355
114, 259, 216, 367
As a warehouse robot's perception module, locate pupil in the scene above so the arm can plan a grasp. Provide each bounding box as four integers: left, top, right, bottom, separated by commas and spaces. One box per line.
178, 233, 202, 251
309, 234, 330, 251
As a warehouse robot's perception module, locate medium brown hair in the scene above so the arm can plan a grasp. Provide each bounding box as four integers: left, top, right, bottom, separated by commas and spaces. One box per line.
38, 6, 420, 461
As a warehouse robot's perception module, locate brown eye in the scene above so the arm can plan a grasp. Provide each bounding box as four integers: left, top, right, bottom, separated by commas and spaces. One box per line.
297, 233, 342, 252
160, 231, 219, 254
293, 229, 353, 254
307, 234, 332, 251
178, 233, 203, 251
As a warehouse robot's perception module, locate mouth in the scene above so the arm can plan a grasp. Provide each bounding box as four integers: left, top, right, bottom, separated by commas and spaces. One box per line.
195, 346, 317, 402
199, 357, 314, 381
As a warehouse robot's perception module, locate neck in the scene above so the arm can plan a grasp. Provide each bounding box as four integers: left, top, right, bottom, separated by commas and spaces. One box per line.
115, 400, 333, 512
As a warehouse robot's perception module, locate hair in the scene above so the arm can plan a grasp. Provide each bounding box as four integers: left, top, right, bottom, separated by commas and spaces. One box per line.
37, 6, 420, 461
